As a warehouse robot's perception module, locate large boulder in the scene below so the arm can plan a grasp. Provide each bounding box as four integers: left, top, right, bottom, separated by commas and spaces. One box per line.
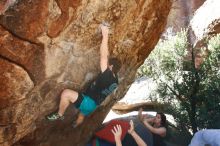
0, 0, 172, 145
166, 0, 205, 32
191, 0, 220, 42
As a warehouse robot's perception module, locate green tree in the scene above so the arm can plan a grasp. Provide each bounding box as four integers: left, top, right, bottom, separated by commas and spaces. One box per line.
138, 30, 220, 134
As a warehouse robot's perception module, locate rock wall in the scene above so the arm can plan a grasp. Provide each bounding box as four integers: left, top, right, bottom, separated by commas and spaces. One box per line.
190, 0, 220, 68
0, 0, 172, 146
190, 0, 220, 42
166, 0, 206, 32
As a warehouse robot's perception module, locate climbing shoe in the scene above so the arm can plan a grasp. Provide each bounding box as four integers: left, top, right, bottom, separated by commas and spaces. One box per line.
46, 113, 64, 121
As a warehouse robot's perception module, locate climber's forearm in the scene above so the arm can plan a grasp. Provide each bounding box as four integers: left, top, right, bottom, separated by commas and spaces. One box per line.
130, 131, 147, 146
100, 25, 109, 72
115, 137, 122, 146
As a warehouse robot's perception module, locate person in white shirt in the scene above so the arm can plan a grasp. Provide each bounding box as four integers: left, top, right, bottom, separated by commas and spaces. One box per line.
188, 129, 220, 146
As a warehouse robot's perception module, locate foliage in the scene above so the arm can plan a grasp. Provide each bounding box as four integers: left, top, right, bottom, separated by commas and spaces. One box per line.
138, 29, 220, 134
196, 35, 220, 128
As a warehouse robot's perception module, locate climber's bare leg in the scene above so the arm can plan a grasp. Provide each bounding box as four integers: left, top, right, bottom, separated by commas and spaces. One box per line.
73, 112, 85, 128
58, 89, 79, 116
47, 89, 79, 121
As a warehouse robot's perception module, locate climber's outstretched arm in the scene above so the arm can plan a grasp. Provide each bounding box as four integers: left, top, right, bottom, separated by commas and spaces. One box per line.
100, 24, 109, 73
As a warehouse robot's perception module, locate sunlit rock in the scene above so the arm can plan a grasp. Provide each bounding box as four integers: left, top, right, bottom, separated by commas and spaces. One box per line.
191, 0, 220, 41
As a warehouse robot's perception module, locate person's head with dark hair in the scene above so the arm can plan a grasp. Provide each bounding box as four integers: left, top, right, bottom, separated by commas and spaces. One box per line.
158, 112, 167, 127
108, 57, 121, 74
154, 112, 167, 127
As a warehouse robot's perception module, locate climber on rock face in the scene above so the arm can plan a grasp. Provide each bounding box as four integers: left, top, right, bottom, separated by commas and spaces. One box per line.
46, 23, 121, 127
